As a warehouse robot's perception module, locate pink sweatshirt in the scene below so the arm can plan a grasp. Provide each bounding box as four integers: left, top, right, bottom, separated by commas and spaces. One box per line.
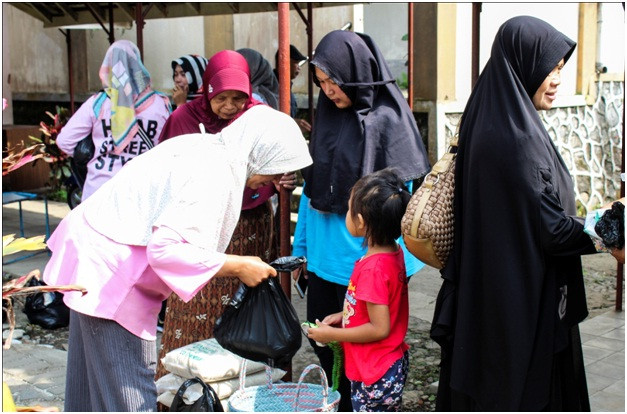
56, 92, 170, 200
43, 204, 226, 340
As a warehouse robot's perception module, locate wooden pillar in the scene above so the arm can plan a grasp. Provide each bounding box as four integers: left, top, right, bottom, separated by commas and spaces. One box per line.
3, 4, 13, 124
203, 15, 234, 56
471, 3, 482, 88
576, 3, 598, 105
135, 3, 144, 58
411, 3, 457, 162
412, 3, 456, 103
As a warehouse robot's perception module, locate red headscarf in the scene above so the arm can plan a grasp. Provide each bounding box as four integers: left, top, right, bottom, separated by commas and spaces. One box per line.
159, 50, 262, 140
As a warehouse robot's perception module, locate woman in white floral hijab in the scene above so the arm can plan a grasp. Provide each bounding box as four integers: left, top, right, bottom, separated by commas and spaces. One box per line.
43, 105, 312, 411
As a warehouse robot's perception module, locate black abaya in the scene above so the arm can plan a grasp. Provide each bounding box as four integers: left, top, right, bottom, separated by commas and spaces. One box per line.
430, 16, 596, 411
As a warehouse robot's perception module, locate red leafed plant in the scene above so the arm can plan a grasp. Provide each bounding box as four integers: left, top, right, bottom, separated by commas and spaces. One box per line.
2, 106, 72, 191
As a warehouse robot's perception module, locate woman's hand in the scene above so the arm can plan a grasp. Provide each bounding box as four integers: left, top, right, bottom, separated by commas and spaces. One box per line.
277, 172, 297, 191
218, 255, 277, 287
295, 118, 312, 133
172, 84, 189, 107
602, 197, 625, 210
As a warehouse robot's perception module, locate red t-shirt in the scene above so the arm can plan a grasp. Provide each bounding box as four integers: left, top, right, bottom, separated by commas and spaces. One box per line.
342, 248, 410, 385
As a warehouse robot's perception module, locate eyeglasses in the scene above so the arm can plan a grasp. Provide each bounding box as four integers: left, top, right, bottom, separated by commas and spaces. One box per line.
548, 67, 563, 82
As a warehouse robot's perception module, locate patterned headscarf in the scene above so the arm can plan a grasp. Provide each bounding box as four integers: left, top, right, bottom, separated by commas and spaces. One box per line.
98, 40, 154, 154
171, 54, 209, 101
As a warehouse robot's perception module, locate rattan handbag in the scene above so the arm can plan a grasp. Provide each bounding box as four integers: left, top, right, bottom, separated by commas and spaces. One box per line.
227, 362, 340, 412
401, 134, 458, 269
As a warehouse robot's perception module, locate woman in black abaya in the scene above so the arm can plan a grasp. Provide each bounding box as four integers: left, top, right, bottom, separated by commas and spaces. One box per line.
431, 16, 597, 411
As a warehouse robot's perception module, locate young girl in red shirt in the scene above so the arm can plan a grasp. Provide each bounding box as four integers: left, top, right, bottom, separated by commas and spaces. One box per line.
307, 167, 411, 411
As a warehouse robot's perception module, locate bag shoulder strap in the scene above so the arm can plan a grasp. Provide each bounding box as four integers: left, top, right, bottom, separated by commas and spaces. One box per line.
92, 90, 108, 119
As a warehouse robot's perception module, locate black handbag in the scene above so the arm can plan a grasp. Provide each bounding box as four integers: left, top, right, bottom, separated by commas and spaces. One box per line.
169, 377, 223, 412
23, 278, 70, 329
72, 134, 95, 167
70, 134, 94, 187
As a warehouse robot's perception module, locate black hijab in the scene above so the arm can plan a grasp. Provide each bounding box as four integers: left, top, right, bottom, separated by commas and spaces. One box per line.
302, 30, 430, 214
431, 16, 595, 411
237, 48, 280, 110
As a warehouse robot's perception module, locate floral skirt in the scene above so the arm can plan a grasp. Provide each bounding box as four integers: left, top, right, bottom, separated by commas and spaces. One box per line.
155, 202, 278, 382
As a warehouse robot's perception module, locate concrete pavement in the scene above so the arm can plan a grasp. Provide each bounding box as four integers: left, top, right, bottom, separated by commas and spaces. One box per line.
2, 199, 624, 411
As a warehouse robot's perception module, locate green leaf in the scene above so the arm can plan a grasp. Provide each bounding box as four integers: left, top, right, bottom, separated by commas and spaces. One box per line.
61, 165, 71, 178
402, 34, 408, 41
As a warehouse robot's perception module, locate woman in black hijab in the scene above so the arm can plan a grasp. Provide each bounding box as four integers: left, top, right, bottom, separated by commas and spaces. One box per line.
431, 16, 597, 411
237, 48, 280, 109
292, 29, 430, 410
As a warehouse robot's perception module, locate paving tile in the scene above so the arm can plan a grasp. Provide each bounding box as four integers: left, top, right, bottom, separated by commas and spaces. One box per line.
583, 344, 614, 365
589, 390, 625, 412
585, 359, 625, 380
580, 316, 624, 336
599, 351, 625, 368
603, 379, 625, 397
599, 310, 625, 321
583, 335, 624, 352
8, 383, 54, 401
602, 327, 625, 341
586, 372, 617, 394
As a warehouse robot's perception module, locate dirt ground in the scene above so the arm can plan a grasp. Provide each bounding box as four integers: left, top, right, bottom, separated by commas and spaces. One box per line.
5, 253, 623, 411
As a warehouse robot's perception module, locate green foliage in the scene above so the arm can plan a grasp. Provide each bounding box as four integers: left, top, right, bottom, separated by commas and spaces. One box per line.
397, 72, 409, 90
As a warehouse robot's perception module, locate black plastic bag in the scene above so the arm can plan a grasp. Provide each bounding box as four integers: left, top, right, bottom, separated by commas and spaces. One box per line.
213, 256, 305, 369
170, 377, 223, 412
595, 201, 625, 249
23, 278, 70, 329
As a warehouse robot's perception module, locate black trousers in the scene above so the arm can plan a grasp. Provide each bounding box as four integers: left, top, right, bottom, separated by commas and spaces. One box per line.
306, 271, 353, 412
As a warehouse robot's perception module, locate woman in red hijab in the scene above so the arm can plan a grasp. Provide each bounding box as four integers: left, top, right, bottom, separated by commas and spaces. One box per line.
156, 50, 296, 384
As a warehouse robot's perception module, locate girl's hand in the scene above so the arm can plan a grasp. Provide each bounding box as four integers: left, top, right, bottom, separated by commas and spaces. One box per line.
321, 312, 342, 326
307, 319, 336, 344
277, 172, 297, 191
172, 84, 189, 107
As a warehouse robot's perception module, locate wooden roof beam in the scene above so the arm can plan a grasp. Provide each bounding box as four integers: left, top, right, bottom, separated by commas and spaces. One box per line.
152, 3, 168, 17
85, 3, 106, 23
186, 3, 201, 15
29, 3, 54, 23
55, 3, 78, 22
115, 2, 135, 21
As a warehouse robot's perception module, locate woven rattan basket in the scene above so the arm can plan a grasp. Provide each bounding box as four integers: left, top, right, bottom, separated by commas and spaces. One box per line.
227, 362, 341, 412
401, 136, 457, 269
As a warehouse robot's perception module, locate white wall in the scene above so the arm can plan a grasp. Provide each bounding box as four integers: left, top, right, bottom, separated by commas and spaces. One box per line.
457, 3, 579, 104
455, 3, 625, 105
363, 3, 409, 81
142, 16, 206, 94
597, 3, 625, 75
3, 3, 623, 110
